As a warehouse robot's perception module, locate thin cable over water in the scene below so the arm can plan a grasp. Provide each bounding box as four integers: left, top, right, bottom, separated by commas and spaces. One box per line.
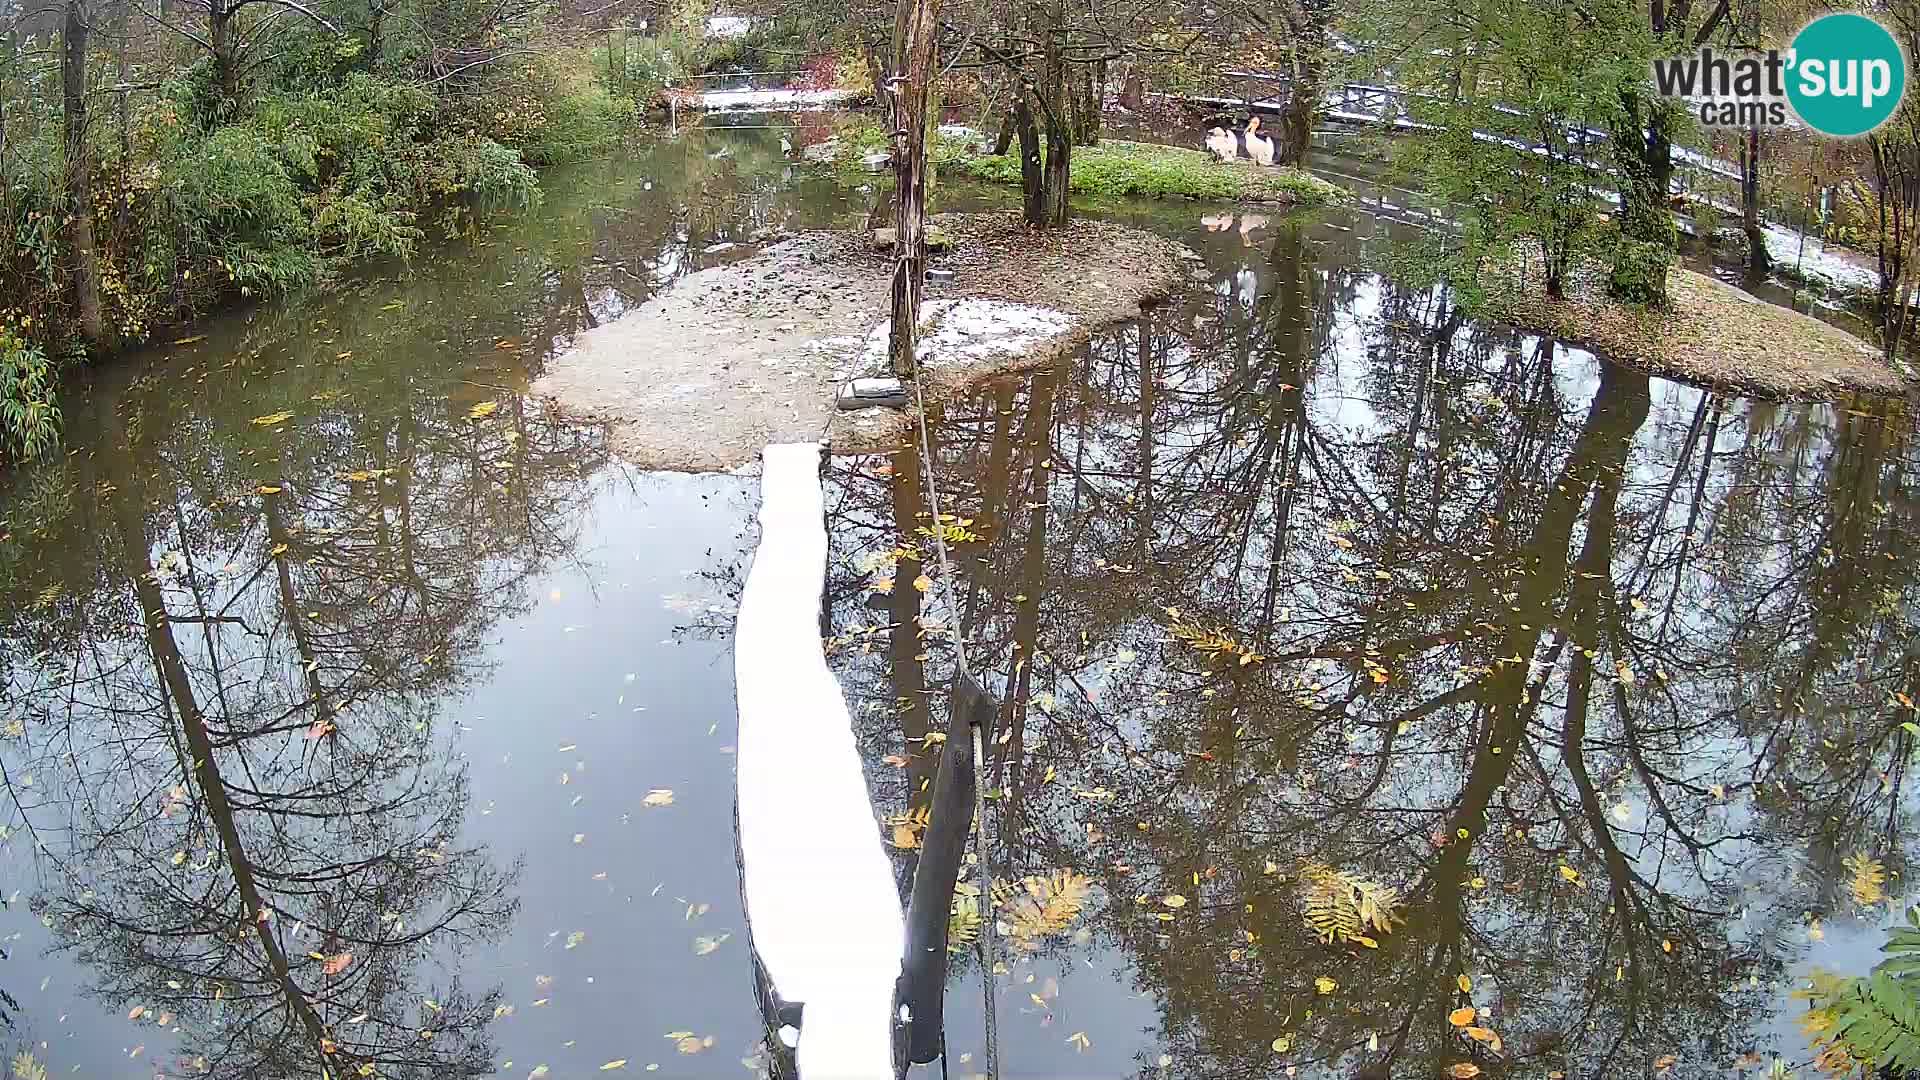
905, 341, 1000, 1080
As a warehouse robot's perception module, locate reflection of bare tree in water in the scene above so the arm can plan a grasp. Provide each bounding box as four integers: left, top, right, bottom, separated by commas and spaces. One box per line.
820, 223, 1920, 1077
0, 371, 610, 1077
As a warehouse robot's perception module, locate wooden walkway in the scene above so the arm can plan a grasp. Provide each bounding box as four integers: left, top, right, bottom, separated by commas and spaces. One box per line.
1173, 73, 1745, 192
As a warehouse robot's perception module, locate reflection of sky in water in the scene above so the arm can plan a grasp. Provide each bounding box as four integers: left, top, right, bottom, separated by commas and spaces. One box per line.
0, 122, 1912, 1080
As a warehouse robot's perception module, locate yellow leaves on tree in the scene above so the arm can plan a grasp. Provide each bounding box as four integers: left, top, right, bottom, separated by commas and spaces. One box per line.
994, 869, 1092, 949
1300, 861, 1400, 948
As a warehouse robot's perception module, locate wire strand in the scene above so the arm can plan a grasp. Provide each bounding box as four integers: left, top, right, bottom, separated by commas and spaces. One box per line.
905, 338, 999, 1080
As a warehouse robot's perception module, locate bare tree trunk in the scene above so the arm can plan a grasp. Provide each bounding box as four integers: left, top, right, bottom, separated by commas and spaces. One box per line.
1069, 58, 1102, 145
1014, 93, 1043, 226
62, 0, 106, 350
1275, 51, 1319, 166
885, 0, 938, 376
1741, 124, 1770, 278
367, 0, 386, 65
210, 2, 239, 111
1036, 25, 1070, 228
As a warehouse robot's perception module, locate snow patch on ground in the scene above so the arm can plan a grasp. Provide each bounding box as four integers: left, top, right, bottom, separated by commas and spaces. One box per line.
1758, 225, 1879, 295
856, 299, 1076, 372
697, 88, 862, 111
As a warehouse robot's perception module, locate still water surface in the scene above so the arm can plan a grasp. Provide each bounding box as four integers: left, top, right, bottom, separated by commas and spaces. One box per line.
0, 119, 1913, 1079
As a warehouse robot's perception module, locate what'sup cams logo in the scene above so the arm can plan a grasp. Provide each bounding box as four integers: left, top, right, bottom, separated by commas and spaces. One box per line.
1652, 12, 1907, 136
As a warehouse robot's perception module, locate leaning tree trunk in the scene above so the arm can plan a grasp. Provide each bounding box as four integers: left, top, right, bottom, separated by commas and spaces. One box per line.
62, 0, 106, 350
1274, 49, 1320, 166
886, 0, 938, 376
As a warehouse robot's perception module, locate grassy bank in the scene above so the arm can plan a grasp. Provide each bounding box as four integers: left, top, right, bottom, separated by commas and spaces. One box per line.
1487, 260, 1911, 399
814, 123, 1343, 206
965, 140, 1344, 205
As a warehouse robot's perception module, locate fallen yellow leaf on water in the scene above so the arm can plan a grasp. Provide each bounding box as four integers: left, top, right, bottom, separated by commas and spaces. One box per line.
251, 411, 294, 427
171, 851, 188, 866
1465, 1026, 1497, 1043
1163, 894, 1187, 909
321, 952, 352, 976
1653, 1054, 1678, 1071
128, 1006, 146, 1021
1457, 974, 1473, 993
892, 824, 919, 849
1270, 1035, 1291, 1053
643, 789, 674, 807
468, 401, 500, 420
1447, 1065, 1481, 1079
1558, 865, 1580, 883
256, 485, 282, 495
1314, 976, 1335, 994
601, 1062, 628, 1071
1448, 1007, 1476, 1027
913, 574, 933, 593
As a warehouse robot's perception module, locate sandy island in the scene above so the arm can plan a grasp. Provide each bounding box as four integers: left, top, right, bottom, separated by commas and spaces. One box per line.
533, 212, 1190, 471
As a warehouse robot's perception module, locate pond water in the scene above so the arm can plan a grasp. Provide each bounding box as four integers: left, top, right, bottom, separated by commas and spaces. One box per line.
0, 117, 1915, 1080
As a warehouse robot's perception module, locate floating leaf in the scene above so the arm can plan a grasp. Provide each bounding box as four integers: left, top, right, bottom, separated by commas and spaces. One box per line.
468, 401, 500, 420
995, 869, 1092, 947
565, 931, 585, 950
1846, 853, 1888, 907
128, 1006, 146, 1021
251, 411, 294, 427
601, 1063, 627, 1072
1457, 974, 1472, 993
321, 953, 352, 976
1314, 976, 1336, 995
1558, 865, 1579, 883
1449, 1007, 1476, 1027
643, 789, 675, 807
1163, 894, 1188, 909
1301, 861, 1400, 945
1447, 1065, 1481, 1079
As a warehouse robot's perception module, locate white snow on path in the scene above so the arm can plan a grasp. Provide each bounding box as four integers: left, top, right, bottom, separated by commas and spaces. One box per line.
735, 443, 902, 1079
858, 298, 1077, 370
1758, 224, 1879, 295
694, 88, 863, 111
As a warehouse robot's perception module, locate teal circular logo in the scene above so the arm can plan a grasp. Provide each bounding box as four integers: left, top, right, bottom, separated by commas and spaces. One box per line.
1786, 13, 1906, 137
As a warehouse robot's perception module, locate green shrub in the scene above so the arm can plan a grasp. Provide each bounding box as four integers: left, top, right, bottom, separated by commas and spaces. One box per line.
0, 329, 60, 463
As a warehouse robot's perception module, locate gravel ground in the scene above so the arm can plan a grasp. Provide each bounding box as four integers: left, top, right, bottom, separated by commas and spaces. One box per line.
1490, 264, 1913, 400
532, 213, 1190, 471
